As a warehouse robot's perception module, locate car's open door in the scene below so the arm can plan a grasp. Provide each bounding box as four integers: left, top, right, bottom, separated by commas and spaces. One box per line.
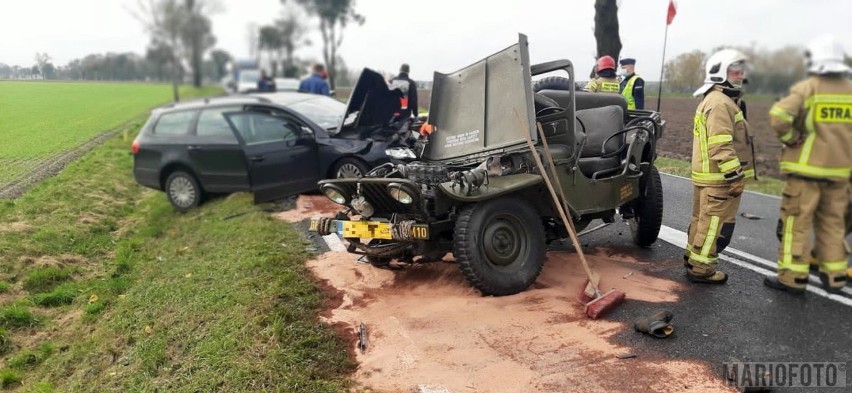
224, 110, 321, 203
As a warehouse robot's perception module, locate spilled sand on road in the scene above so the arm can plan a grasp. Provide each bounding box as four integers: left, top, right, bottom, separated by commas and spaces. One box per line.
278, 195, 735, 393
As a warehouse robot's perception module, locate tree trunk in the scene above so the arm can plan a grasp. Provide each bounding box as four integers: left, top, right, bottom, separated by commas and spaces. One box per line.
593, 0, 622, 77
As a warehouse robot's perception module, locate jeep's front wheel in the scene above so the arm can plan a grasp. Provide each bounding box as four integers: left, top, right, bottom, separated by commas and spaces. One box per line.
629, 165, 663, 247
453, 197, 545, 296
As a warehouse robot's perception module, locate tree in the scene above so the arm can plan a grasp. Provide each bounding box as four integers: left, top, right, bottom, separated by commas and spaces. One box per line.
663, 50, 706, 94
592, 0, 621, 77
277, 6, 311, 78
285, 0, 364, 90
133, 0, 187, 101
34, 53, 52, 77
180, 0, 218, 87
209, 49, 232, 80
259, 25, 284, 76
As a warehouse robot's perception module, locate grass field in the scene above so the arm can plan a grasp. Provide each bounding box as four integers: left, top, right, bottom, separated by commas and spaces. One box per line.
0, 82, 221, 184
0, 119, 352, 391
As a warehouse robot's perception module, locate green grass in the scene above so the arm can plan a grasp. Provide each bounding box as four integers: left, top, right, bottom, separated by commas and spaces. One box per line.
0, 327, 10, 354
22, 267, 73, 294
0, 82, 221, 183
0, 91, 354, 390
8, 343, 54, 370
0, 304, 36, 329
0, 369, 22, 388
0, 282, 9, 294
656, 155, 785, 196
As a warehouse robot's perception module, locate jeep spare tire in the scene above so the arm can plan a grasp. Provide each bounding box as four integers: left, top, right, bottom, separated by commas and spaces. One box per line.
532, 76, 572, 92
453, 197, 545, 296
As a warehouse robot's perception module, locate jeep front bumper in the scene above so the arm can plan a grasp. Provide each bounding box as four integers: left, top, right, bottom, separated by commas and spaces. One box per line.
309, 217, 430, 240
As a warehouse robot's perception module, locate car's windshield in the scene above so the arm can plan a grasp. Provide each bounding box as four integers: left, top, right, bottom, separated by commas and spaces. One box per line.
239, 70, 260, 83
285, 96, 346, 130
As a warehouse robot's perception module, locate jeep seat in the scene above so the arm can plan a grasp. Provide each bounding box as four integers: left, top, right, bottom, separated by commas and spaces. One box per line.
576, 105, 625, 178
538, 90, 628, 113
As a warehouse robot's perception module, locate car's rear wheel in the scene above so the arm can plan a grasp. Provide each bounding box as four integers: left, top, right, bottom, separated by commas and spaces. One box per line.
165, 171, 202, 212
454, 197, 545, 296
333, 158, 369, 179
629, 165, 663, 247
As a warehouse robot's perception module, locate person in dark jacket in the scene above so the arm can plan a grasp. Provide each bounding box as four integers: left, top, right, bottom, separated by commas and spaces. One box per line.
299, 64, 331, 96
618, 58, 645, 110
389, 63, 418, 119
257, 70, 274, 92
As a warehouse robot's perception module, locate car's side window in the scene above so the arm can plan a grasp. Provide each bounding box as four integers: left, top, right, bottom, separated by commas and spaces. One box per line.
154, 111, 195, 135
196, 107, 239, 141
227, 112, 302, 146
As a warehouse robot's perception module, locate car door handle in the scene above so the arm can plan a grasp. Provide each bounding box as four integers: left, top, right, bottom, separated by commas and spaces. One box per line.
249, 155, 266, 162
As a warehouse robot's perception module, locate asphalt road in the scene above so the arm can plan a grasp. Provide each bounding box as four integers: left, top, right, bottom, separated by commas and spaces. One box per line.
579, 173, 852, 392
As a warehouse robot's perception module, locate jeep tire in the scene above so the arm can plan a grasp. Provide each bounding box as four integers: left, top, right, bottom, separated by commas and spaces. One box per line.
630, 165, 663, 247
454, 197, 545, 296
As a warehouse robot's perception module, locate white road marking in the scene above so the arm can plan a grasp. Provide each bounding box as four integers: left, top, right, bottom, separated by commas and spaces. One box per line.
658, 225, 852, 307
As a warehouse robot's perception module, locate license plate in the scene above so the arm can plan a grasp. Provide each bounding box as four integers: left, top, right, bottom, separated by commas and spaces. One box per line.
340, 221, 393, 239
338, 221, 430, 240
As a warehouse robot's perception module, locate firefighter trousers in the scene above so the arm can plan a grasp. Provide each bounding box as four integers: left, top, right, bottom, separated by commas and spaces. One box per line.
686, 185, 741, 276
776, 177, 849, 289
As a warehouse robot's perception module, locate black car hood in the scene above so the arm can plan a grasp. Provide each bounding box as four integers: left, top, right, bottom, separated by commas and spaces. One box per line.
337, 68, 402, 136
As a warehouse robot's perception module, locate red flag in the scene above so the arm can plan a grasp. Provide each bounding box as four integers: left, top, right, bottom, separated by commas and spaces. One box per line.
666, 0, 677, 25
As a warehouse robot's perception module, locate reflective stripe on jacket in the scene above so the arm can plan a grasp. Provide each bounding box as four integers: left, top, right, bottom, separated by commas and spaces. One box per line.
691, 86, 756, 185
768, 76, 852, 181
584, 77, 620, 93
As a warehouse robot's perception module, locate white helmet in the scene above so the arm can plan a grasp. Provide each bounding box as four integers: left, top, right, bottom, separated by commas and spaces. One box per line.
693, 49, 748, 97
805, 34, 850, 75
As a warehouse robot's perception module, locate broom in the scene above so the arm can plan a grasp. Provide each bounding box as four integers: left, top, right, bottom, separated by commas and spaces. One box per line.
517, 110, 625, 319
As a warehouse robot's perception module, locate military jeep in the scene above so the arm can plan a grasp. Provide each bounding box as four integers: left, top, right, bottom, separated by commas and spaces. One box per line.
309, 34, 664, 296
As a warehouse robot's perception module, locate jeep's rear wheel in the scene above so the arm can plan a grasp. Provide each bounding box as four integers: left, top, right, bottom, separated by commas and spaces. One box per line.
454, 197, 545, 296
629, 165, 663, 247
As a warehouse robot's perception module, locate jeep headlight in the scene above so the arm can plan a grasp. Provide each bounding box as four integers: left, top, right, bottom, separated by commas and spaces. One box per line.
387, 183, 415, 204
321, 184, 349, 205
384, 147, 416, 160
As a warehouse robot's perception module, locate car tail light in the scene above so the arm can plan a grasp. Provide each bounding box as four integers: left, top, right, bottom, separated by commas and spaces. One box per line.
131, 140, 140, 155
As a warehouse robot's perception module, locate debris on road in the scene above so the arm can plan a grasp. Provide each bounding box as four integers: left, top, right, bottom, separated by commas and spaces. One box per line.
358, 321, 368, 353
740, 212, 763, 220
634, 310, 674, 338
623, 271, 635, 279
617, 353, 638, 359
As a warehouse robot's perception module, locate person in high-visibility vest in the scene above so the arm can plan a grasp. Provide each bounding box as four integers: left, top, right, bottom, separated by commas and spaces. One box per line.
617, 58, 645, 110
685, 49, 756, 284
765, 35, 852, 294
389, 63, 419, 119
584, 56, 620, 93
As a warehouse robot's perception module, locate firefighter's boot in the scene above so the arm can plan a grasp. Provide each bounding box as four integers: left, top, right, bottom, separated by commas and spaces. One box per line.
633, 310, 674, 338
763, 270, 806, 295
685, 261, 728, 284
819, 271, 847, 294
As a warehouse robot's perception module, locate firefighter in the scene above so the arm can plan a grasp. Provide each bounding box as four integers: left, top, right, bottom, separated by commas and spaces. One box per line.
764, 35, 852, 294
584, 56, 620, 93
685, 49, 755, 284
618, 58, 645, 110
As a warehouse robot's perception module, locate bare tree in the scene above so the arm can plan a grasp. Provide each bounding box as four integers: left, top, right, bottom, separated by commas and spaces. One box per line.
277, 7, 312, 78
259, 25, 284, 76
181, 0, 218, 87
284, 0, 364, 90
132, 0, 186, 101
592, 0, 621, 77
663, 50, 706, 94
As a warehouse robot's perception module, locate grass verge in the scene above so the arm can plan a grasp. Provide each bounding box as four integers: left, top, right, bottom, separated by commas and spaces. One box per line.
0, 88, 353, 391
656, 155, 785, 196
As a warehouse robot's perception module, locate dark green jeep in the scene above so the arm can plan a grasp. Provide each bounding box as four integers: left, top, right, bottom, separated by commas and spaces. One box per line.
309, 34, 664, 296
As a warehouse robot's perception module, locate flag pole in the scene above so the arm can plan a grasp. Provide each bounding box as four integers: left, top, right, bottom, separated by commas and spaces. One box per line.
656, 22, 669, 112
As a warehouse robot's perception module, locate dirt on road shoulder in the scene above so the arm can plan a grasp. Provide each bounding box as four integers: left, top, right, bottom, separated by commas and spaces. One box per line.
278, 196, 735, 393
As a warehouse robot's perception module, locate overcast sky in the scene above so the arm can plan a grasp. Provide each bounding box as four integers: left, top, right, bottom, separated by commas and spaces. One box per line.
1, 0, 850, 82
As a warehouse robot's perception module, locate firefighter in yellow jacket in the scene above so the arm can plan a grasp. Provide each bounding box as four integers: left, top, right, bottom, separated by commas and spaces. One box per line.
765, 35, 852, 294
685, 49, 755, 284
584, 56, 620, 93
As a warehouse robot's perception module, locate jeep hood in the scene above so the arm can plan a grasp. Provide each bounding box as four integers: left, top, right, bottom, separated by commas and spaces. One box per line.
423, 34, 537, 163
337, 68, 402, 134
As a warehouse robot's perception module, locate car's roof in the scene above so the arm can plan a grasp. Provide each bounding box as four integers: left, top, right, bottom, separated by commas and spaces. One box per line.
250, 91, 330, 106
153, 96, 272, 114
